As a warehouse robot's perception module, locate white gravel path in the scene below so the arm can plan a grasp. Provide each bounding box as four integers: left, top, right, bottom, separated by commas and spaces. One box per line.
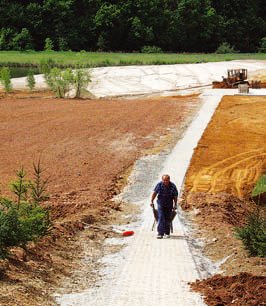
56, 88, 252, 306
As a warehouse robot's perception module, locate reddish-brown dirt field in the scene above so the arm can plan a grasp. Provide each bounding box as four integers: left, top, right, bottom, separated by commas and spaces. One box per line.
183, 95, 266, 306
0, 91, 200, 305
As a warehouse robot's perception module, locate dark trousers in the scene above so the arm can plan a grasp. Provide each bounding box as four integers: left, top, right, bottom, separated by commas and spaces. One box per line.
157, 204, 172, 235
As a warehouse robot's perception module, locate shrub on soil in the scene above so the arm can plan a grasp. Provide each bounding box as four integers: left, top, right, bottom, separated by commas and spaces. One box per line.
45, 67, 91, 98
235, 175, 266, 257
26, 69, 36, 91
0, 163, 51, 259
0, 66, 12, 92
235, 210, 265, 257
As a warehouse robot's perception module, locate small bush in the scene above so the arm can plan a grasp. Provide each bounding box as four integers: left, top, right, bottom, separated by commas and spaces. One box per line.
31, 160, 49, 205
0, 199, 21, 258
45, 67, 72, 98
72, 69, 91, 98
26, 70, 36, 91
0, 28, 15, 50
0, 163, 51, 259
141, 45, 163, 53
215, 42, 239, 54
0, 67, 12, 92
235, 210, 265, 257
44, 37, 54, 51
45, 68, 91, 98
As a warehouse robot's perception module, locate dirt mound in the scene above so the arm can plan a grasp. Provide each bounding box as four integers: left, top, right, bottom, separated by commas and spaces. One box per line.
183, 192, 255, 227
191, 272, 266, 306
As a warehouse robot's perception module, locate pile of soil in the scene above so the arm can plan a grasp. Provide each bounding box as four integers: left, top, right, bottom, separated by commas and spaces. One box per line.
0, 91, 201, 305
182, 192, 256, 227
191, 272, 266, 306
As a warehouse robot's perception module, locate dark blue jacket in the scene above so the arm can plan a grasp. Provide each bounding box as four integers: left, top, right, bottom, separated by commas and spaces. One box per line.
154, 181, 178, 206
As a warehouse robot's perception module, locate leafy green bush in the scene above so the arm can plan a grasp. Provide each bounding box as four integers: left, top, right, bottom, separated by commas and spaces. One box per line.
45, 67, 72, 98
72, 69, 91, 98
0, 163, 51, 259
0, 67, 12, 92
11, 28, 33, 51
235, 210, 265, 257
141, 45, 163, 53
45, 68, 91, 98
215, 42, 238, 54
0, 28, 15, 50
26, 70, 36, 91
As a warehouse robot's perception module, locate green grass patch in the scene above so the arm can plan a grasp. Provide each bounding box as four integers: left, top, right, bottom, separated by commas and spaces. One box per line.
0, 51, 265, 68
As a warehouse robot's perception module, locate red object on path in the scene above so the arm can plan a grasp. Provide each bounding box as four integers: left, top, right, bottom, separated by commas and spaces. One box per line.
122, 230, 135, 237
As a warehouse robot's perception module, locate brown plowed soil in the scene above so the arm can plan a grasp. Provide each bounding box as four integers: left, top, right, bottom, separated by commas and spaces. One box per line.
185, 95, 266, 198
0, 91, 200, 305
183, 95, 266, 305
191, 272, 266, 306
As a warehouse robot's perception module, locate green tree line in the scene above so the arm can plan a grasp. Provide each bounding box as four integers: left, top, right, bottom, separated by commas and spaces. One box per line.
0, 0, 265, 52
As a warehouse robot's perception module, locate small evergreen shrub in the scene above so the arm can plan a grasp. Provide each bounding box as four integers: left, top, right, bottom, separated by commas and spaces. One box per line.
0, 67, 12, 92
235, 175, 266, 257
235, 210, 265, 257
26, 70, 36, 91
0, 163, 51, 259
141, 45, 163, 53
215, 42, 238, 54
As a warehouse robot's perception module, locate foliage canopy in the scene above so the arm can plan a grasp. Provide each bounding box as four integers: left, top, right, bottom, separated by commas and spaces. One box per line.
0, 0, 265, 52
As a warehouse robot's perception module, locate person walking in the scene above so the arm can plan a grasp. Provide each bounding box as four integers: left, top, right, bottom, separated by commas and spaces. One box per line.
150, 174, 178, 239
